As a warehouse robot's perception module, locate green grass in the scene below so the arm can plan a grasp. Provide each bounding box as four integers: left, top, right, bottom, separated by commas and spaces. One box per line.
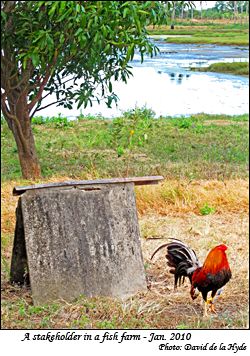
166, 35, 248, 46
199, 203, 216, 216
1, 293, 152, 329
192, 62, 249, 76
2, 287, 248, 329
1, 112, 249, 181
148, 22, 249, 46
32, 113, 74, 127
164, 21, 249, 30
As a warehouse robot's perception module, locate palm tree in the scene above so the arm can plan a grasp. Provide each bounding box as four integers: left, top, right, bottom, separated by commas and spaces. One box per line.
171, 1, 176, 22
190, 6, 194, 20
234, 1, 238, 21
200, 1, 203, 19
171, 0, 176, 28
240, 1, 244, 14
181, 2, 184, 18
199, 1, 207, 19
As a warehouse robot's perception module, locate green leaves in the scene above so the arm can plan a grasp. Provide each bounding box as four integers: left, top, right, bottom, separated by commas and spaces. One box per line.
200, 204, 216, 216
48, 2, 58, 17
1, 11, 7, 22
108, 82, 113, 93
1, 1, 172, 112
31, 53, 40, 67
77, 96, 87, 110
45, 33, 54, 52
75, 28, 83, 37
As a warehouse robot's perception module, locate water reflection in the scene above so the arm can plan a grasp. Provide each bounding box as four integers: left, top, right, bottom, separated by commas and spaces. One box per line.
39, 42, 249, 118
169, 73, 175, 80
168, 72, 191, 84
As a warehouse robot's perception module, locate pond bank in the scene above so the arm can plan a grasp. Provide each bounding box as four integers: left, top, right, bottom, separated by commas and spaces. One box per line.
191, 62, 249, 76
148, 23, 249, 46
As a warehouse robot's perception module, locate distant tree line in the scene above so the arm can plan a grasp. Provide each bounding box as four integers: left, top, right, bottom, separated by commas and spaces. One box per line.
170, 1, 249, 21
212, 1, 248, 19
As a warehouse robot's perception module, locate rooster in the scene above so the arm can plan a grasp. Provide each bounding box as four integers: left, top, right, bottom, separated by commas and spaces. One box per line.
151, 239, 232, 316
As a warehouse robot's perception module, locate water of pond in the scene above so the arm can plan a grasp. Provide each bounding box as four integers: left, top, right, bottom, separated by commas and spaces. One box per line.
40, 40, 249, 118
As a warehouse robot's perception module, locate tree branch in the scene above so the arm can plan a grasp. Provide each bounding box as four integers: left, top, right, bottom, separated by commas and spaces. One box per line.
9, 69, 32, 90
27, 51, 59, 112
28, 71, 76, 115
56, 76, 76, 87
40, 91, 53, 101
27, 69, 52, 112
30, 98, 66, 118
1, 93, 17, 121
3, 1, 16, 13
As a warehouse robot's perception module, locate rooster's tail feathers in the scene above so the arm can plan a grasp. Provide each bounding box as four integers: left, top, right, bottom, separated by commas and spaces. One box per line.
151, 238, 201, 288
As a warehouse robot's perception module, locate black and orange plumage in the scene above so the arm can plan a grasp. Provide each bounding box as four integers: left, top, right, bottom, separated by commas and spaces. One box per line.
151, 239, 232, 316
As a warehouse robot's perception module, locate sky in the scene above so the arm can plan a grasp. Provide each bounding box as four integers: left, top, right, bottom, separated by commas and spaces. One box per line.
193, 1, 216, 10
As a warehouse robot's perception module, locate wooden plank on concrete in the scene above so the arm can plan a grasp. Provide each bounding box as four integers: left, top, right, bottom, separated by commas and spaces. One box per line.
13, 176, 164, 196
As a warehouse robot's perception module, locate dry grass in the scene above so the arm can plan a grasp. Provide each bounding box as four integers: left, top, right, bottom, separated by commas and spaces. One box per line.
136, 179, 249, 216
1, 178, 248, 235
1, 177, 249, 329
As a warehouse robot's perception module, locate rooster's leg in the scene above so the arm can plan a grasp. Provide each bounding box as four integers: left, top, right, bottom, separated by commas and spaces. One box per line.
207, 297, 217, 314
204, 299, 216, 317
202, 292, 209, 317
207, 289, 223, 314
203, 301, 208, 317
210, 303, 216, 314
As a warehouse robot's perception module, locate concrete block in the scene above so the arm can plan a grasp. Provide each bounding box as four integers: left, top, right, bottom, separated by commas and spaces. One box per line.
11, 183, 147, 304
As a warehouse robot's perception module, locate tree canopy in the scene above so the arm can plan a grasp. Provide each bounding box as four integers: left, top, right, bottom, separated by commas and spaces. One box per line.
1, 1, 194, 178
1, 1, 170, 117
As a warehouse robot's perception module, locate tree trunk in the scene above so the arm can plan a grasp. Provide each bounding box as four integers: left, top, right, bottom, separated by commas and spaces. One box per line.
12, 120, 41, 179
190, 7, 194, 20
234, 1, 238, 21
3, 94, 41, 179
181, 4, 184, 19
171, 1, 176, 24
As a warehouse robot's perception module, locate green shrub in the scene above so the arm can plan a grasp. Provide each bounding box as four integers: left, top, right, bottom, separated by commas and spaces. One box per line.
32, 114, 74, 128
200, 203, 216, 215
109, 106, 156, 156
32, 116, 46, 125
174, 118, 193, 129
